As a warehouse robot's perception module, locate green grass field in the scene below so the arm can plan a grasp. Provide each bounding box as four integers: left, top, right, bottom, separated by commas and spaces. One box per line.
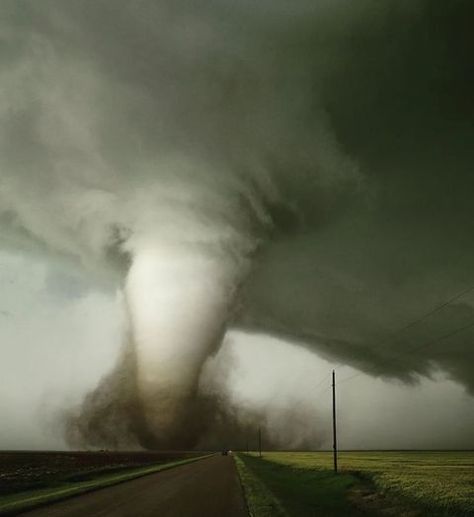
237, 451, 474, 516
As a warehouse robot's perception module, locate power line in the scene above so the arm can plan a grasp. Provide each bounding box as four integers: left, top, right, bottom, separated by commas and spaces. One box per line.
313, 385, 331, 400
369, 284, 474, 352
313, 372, 331, 392
313, 369, 341, 400
316, 286, 474, 454
337, 319, 474, 386
331, 283, 474, 386
332, 370, 338, 473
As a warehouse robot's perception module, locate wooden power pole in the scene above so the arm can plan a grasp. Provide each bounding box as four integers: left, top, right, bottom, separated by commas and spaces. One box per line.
332, 369, 338, 473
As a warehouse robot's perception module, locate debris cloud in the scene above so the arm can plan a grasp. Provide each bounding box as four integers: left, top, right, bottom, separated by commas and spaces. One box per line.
1, 0, 473, 448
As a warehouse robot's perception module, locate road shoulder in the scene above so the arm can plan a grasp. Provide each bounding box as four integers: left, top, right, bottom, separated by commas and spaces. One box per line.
0, 454, 213, 516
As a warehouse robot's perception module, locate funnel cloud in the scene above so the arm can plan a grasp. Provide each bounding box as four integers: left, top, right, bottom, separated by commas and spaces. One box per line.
0, 0, 473, 448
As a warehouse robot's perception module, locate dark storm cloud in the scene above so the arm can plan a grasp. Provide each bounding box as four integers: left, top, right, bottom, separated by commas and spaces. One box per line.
237, 0, 474, 392
1, 0, 473, 448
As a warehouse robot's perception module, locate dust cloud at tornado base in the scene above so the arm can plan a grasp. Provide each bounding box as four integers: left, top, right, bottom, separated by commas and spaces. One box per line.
0, 1, 473, 448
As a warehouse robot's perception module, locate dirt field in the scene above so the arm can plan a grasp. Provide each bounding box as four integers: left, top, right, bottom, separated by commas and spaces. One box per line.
0, 451, 204, 496
22, 455, 246, 517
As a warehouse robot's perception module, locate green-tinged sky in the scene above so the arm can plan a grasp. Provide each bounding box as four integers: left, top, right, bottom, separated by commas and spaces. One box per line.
0, 0, 473, 449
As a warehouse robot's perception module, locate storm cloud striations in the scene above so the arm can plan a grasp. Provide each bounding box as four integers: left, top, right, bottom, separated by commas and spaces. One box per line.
1, 0, 473, 447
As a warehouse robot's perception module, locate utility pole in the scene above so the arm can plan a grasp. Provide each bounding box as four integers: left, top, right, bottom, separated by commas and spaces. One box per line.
258, 427, 262, 458
332, 369, 338, 473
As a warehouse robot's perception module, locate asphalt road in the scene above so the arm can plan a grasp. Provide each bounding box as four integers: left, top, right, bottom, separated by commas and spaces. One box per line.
23, 455, 248, 517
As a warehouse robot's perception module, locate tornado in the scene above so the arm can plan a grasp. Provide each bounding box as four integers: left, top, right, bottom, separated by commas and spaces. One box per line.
1, 0, 473, 449
125, 245, 232, 441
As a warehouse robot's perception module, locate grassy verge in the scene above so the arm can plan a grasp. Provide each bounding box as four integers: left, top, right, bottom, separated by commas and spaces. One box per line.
236, 453, 365, 517
234, 454, 286, 517
0, 453, 213, 515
